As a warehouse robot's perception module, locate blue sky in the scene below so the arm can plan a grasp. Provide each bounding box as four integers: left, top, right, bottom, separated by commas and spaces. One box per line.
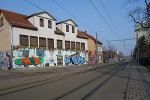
1, 0, 145, 56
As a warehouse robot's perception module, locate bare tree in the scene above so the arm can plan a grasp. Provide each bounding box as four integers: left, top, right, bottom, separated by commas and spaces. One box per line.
126, 0, 150, 28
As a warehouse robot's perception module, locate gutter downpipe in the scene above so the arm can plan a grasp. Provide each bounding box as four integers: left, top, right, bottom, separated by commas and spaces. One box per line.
10, 24, 13, 70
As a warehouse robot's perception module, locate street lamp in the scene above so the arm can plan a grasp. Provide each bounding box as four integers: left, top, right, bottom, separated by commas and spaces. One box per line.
96, 30, 102, 64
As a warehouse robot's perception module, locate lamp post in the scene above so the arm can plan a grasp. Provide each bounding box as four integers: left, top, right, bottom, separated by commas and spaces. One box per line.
96, 30, 102, 64
137, 33, 139, 63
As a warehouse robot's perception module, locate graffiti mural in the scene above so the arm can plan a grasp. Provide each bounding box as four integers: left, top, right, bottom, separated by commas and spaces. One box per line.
64, 53, 85, 65
88, 50, 96, 65
15, 57, 44, 68
12, 47, 88, 69
46, 50, 55, 66
0, 50, 10, 69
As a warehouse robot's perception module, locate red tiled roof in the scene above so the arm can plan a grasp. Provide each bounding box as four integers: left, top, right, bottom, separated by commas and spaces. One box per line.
81, 31, 103, 45
55, 27, 65, 35
0, 9, 37, 30
57, 19, 78, 27
77, 30, 89, 39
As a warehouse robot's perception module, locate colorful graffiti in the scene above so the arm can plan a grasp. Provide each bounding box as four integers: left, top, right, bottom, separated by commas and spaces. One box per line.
15, 57, 44, 66
0, 50, 10, 70
13, 48, 88, 69
64, 53, 85, 65
88, 50, 96, 65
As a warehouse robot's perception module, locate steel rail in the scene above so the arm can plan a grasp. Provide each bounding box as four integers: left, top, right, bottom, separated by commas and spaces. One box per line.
52, 62, 128, 100
81, 63, 128, 100
0, 62, 122, 96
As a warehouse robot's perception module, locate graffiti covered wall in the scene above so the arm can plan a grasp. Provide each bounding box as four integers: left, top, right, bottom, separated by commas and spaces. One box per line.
88, 50, 96, 65
0, 50, 10, 69
12, 48, 88, 69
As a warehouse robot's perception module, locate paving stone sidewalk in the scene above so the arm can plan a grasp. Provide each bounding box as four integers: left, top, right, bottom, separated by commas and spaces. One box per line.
125, 62, 150, 100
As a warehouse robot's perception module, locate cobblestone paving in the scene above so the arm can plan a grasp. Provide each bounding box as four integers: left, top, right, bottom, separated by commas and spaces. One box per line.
126, 62, 150, 100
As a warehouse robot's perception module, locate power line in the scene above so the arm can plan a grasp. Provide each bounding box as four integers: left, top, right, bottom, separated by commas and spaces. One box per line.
25, 0, 63, 22
99, 0, 124, 41
89, 0, 129, 55
89, 0, 121, 41
52, 0, 107, 41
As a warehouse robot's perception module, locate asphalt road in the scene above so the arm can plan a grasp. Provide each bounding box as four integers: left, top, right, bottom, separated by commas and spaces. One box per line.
0, 61, 129, 100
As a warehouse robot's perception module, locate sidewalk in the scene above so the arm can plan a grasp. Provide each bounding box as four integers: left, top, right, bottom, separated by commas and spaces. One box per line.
125, 62, 150, 100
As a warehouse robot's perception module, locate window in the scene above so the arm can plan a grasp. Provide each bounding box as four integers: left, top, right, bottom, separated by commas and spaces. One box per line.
76, 42, 80, 50
66, 25, 69, 32
40, 18, 44, 27
57, 40, 62, 49
65, 41, 70, 49
0, 17, 3, 26
72, 26, 75, 33
48, 38, 54, 49
39, 37, 46, 47
81, 43, 85, 50
71, 41, 75, 49
48, 20, 52, 28
30, 36, 38, 47
20, 35, 28, 46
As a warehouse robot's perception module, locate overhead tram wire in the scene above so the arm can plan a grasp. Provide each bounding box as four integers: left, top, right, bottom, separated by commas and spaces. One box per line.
99, 0, 129, 54
89, 0, 129, 55
99, 0, 124, 42
52, 0, 107, 42
89, 0, 122, 44
25, 0, 63, 22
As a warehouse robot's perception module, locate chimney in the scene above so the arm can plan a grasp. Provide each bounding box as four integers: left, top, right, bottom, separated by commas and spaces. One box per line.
85, 30, 87, 33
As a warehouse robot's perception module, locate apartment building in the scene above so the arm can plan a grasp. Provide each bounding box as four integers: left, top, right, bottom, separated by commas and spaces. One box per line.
0, 9, 89, 69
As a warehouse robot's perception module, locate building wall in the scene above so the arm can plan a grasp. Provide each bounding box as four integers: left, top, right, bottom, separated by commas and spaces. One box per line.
13, 48, 88, 69
88, 38, 95, 52
0, 12, 11, 53
56, 21, 88, 50
0, 12, 11, 69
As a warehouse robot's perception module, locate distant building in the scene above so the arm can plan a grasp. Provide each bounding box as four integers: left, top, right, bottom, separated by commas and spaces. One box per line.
81, 31, 103, 64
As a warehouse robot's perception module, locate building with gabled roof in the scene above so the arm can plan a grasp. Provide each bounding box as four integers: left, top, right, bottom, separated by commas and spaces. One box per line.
0, 9, 89, 69
81, 31, 103, 64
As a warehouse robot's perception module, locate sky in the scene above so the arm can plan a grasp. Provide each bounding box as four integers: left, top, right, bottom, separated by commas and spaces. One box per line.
1, 0, 146, 56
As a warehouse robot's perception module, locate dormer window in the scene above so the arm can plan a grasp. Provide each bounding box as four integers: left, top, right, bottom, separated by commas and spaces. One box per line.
0, 17, 4, 27
40, 18, 44, 27
66, 25, 69, 32
48, 20, 52, 28
72, 26, 75, 33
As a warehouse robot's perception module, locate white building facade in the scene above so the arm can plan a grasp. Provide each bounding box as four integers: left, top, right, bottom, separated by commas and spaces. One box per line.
0, 9, 89, 69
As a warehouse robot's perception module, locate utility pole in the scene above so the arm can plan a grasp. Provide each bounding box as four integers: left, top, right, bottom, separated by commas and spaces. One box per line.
137, 33, 139, 63
96, 33, 98, 64
96, 30, 102, 64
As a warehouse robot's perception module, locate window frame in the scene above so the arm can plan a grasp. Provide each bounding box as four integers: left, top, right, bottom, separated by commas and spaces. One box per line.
30, 36, 38, 47
48, 20, 52, 28
71, 41, 75, 49
66, 25, 69, 32
81, 43, 85, 50
40, 18, 44, 27
72, 26, 75, 33
39, 37, 46, 47
57, 40, 63, 49
65, 41, 70, 49
76, 42, 80, 50
0, 17, 4, 27
48, 38, 54, 49
20, 35, 29, 46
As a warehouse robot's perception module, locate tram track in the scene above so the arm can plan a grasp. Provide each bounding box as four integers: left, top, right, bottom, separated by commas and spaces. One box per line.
52, 62, 129, 100
0, 62, 123, 96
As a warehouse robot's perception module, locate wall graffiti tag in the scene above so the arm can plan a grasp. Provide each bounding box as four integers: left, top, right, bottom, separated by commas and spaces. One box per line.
64, 54, 85, 65
88, 50, 96, 65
